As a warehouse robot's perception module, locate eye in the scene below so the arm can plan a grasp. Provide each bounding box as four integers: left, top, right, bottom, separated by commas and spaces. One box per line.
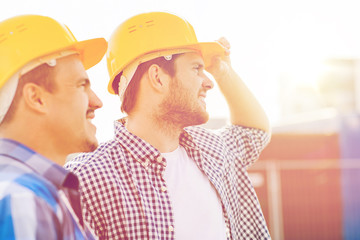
79, 79, 90, 89
193, 64, 202, 73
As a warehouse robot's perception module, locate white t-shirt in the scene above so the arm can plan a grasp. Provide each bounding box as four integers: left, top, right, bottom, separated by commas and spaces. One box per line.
162, 146, 228, 240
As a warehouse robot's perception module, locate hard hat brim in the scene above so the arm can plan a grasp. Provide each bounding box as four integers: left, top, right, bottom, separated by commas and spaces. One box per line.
196, 41, 227, 67
107, 41, 225, 94
72, 38, 108, 70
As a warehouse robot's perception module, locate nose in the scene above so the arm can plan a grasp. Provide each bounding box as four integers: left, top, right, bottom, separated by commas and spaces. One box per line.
89, 88, 103, 110
202, 74, 214, 90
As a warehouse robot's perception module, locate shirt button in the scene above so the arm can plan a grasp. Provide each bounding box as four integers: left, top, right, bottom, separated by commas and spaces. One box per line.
161, 186, 167, 192
143, 159, 150, 167
169, 225, 174, 232
156, 156, 163, 163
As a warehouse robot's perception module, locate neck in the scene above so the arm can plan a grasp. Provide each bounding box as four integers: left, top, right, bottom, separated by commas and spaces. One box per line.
0, 122, 67, 166
125, 111, 182, 153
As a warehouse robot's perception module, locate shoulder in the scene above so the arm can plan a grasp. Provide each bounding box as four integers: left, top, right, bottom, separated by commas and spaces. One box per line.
0, 170, 59, 211
0, 177, 65, 240
65, 139, 123, 169
184, 125, 221, 142
186, 124, 270, 142
64, 139, 126, 183
184, 126, 226, 156
184, 124, 270, 155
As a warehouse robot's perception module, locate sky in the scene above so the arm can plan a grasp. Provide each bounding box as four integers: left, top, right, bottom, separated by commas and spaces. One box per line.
2, 0, 360, 143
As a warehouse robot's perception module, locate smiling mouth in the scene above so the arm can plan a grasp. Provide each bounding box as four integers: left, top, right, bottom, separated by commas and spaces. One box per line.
199, 96, 207, 107
86, 110, 95, 119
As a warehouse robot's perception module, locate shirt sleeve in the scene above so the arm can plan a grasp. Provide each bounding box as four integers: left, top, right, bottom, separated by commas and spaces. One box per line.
216, 125, 271, 167
0, 192, 60, 240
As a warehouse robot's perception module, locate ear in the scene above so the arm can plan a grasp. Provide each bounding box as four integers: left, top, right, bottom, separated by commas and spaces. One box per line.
22, 83, 48, 114
146, 64, 169, 93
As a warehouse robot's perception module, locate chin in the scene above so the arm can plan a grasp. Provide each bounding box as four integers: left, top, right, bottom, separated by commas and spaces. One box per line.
199, 109, 210, 121
198, 116, 210, 126
79, 135, 99, 152
87, 137, 99, 152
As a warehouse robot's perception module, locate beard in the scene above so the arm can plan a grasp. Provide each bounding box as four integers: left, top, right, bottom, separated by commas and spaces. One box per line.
158, 78, 209, 128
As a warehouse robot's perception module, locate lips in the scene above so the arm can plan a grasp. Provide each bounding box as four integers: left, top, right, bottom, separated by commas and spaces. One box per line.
198, 94, 207, 108
199, 90, 207, 102
86, 110, 95, 119
199, 90, 207, 98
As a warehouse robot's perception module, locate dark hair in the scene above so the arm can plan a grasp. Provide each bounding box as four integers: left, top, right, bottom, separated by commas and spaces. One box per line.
2, 63, 56, 124
114, 54, 181, 114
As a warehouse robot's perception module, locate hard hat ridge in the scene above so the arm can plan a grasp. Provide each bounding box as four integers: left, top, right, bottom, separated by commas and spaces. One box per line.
0, 14, 107, 90
106, 11, 226, 95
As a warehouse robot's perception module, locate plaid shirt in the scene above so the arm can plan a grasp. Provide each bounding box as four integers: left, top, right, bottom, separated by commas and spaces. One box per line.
65, 119, 271, 240
0, 138, 95, 240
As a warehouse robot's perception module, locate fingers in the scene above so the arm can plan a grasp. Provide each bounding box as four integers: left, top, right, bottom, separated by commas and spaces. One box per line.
217, 37, 230, 49
206, 37, 232, 76
216, 37, 231, 56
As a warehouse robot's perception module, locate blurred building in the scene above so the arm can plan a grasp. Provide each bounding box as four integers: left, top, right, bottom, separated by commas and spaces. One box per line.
248, 58, 360, 240
278, 58, 360, 118
204, 58, 360, 240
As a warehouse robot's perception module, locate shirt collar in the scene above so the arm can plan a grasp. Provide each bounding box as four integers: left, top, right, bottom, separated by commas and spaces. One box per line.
0, 138, 79, 190
114, 119, 160, 166
114, 118, 199, 166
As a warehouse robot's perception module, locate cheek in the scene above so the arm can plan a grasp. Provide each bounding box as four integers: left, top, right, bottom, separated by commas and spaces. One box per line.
176, 73, 201, 88
59, 93, 89, 115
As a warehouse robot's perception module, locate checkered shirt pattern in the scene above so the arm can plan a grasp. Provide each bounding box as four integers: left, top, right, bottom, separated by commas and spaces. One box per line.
0, 138, 95, 240
65, 119, 271, 240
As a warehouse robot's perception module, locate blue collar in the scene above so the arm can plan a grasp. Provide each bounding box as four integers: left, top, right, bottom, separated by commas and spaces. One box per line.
0, 138, 79, 190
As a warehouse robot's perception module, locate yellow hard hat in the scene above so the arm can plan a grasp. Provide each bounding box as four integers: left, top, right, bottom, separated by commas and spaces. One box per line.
0, 14, 107, 90
106, 11, 226, 94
